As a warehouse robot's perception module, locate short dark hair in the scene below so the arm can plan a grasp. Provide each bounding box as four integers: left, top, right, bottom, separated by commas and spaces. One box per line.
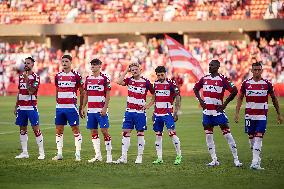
25, 57, 35, 63
210, 59, 220, 66
62, 54, 72, 61
252, 61, 262, 68
155, 66, 166, 73
90, 58, 102, 65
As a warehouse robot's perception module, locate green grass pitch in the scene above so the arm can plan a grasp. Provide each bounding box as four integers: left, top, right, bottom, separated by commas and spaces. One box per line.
0, 96, 284, 189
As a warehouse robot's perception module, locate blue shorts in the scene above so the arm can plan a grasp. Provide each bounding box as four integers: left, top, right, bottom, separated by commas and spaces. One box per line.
87, 113, 110, 129
15, 108, 39, 126
245, 119, 267, 134
153, 114, 175, 132
55, 108, 79, 126
202, 113, 228, 127
122, 111, 147, 131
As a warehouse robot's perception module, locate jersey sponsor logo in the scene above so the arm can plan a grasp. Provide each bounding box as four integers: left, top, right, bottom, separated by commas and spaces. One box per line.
156, 90, 170, 96
58, 82, 73, 87
87, 85, 103, 90
247, 90, 267, 96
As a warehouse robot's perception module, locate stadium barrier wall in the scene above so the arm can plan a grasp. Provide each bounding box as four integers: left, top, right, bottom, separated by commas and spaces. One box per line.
0, 19, 284, 36
6, 83, 284, 97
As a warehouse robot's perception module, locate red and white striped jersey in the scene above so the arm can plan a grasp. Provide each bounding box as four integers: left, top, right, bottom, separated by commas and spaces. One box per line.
240, 78, 273, 120
194, 74, 235, 116
17, 72, 40, 110
85, 73, 111, 113
55, 70, 83, 108
154, 79, 179, 116
124, 76, 154, 112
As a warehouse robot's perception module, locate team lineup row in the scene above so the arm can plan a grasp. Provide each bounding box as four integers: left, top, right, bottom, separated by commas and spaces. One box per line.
14, 55, 283, 170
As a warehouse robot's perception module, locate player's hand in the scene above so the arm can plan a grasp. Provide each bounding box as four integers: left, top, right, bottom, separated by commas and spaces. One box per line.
23, 71, 29, 81
173, 112, 178, 122
200, 100, 206, 109
234, 114, 239, 123
14, 106, 18, 116
277, 114, 283, 124
100, 107, 107, 116
80, 108, 85, 119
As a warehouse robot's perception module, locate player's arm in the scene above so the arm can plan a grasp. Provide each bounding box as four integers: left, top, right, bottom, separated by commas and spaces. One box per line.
80, 89, 88, 118
270, 90, 283, 124
144, 94, 155, 110
78, 86, 85, 110
221, 86, 238, 110
235, 92, 244, 123
116, 65, 129, 86
101, 90, 110, 116
24, 72, 38, 95
173, 94, 181, 122
193, 85, 205, 109
14, 92, 19, 116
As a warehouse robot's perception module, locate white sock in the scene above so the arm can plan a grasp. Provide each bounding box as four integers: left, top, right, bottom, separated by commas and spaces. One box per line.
20, 130, 28, 153
92, 137, 101, 157
155, 135, 163, 159
56, 133, 63, 155
137, 135, 145, 156
122, 136, 130, 157
35, 130, 44, 155
252, 137, 262, 164
249, 137, 255, 150
224, 133, 238, 160
74, 133, 82, 155
171, 135, 181, 156
104, 135, 112, 156
206, 133, 217, 161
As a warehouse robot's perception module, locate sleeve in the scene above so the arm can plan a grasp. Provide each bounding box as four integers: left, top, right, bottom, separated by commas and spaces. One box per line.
123, 77, 130, 86
194, 77, 203, 90
104, 76, 111, 91
240, 81, 246, 94
170, 80, 180, 96
76, 73, 84, 88
146, 79, 154, 94
223, 76, 235, 92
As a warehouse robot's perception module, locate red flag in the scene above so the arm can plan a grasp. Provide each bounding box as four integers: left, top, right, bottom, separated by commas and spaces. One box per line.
164, 34, 204, 81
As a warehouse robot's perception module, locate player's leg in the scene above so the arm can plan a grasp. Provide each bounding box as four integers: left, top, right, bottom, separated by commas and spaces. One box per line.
203, 114, 218, 166
67, 108, 82, 161
29, 108, 45, 160
15, 110, 29, 159
99, 114, 112, 163
134, 112, 147, 164
165, 114, 182, 165
52, 108, 66, 160
153, 115, 164, 164
219, 113, 242, 167
245, 119, 255, 150
115, 112, 133, 164
87, 113, 102, 162
250, 120, 266, 170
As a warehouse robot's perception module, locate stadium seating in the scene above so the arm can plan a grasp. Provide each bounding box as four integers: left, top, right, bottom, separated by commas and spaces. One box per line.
0, 37, 283, 96
0, 0, 282, 24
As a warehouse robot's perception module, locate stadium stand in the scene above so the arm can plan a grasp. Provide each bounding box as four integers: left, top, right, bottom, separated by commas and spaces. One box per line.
1, 36, 283, 95
0, 0, 283, 24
